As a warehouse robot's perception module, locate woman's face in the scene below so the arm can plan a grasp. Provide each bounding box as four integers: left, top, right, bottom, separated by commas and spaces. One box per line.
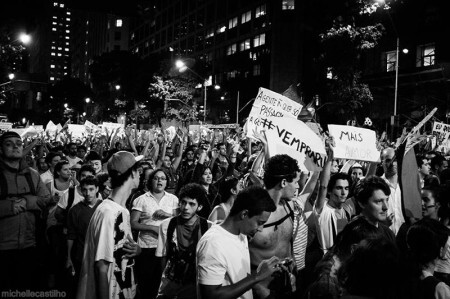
58, 163, 71, 180
150, 171, 167, 193
202, 168, 213, 185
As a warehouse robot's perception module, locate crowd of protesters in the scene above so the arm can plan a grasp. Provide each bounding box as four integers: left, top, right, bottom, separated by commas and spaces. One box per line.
1, 120, 450, 299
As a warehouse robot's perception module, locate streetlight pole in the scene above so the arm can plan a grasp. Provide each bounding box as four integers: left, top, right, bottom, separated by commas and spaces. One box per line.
203, 83, 207, 123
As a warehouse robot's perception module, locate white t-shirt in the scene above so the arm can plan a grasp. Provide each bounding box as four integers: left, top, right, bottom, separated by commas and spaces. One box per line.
132, 191, 179, 248
76, 199, 137, 299
67, 156, 82, 168
57, 187, 83, 210
196, 224, 252, 299
40, 169, 54, 185
382, 176, 405, 235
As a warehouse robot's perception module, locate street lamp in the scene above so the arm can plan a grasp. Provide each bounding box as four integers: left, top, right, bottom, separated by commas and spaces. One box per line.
175, 59, 220, 122
64, 103, 68, 109
8, 73, 14, 80
85, 97, 91, 103
18, 33, 31, 45
115, 85, 121, 91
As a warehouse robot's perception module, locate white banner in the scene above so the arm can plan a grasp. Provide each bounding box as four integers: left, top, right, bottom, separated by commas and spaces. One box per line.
247, 88, 303, 139
0, 122, 13, 131
68, 124, 86, 139
263, 117, 326, 171
328, 125, 380, 162
45, 120, 57, 133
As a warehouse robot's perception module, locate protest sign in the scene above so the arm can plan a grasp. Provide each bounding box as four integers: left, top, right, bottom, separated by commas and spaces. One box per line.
84, 120, 99, 133
68, 124, 86, 139
262, 117, 326, 171
432, 121, 450, 145
328, 125, 380, 162
203, 123, 239, 129
0, 122, 13, 131
404, 107, 437, 155
102, 122, 124, 134
10, 127, 39, 138
247, 88, 303, 139
45, 120, 57, 133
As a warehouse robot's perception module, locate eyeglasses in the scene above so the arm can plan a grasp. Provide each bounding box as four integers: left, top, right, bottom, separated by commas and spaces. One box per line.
153, 176, 167, 181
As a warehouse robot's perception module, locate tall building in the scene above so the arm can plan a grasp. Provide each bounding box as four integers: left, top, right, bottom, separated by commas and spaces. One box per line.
129, 0, 306, 123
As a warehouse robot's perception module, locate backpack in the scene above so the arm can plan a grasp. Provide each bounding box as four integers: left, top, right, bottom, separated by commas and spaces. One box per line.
165, 216, 209, 283
0, 170, 36, 200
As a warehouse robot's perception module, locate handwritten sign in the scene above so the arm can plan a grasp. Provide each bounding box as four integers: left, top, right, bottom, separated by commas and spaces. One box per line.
45, 120, 57, 133
432, 121, 450, 144
263, 117, 326, 171
0, 122, 13, 131
404, 107, 437, 155
247, 88, 303, 139
328, 125, 380, 162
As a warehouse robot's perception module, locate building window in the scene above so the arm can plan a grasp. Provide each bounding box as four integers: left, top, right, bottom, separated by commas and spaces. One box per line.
52, 27, 57, 31
327, 67, 334, 79
256, 4, 266, 18
249, 52, 257, 60
65, 36, 69, 39
241, 11, 251, 24
50, 77, 55, 81
253, 64, 261, 76
240, 39, 251, 51
116, 19, 123, 27
253, 33, 266, 47
66, 30, 70, 33
226, 44, 237, 55
66, 11, 71, 15
66, 18, 71, 21
417, 44, 435, 67
282, 0, 295, 10
53, 16, 57, 19
58, 53, 62, 56
52, 22, 57, 25
114, 31, 121, 40
60, 3, 64, 8
386, 50, 397, 72
53, 2, 58, 6
50, 65, 55, 68
229, 17, 238, 29
65, 48, 69, 51
206, 28, 214, 38
217, 23, 227, 33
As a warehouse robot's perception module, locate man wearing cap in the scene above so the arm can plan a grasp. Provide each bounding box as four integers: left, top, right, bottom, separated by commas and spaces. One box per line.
0, 131, 52, 291
77, 151, 143, 299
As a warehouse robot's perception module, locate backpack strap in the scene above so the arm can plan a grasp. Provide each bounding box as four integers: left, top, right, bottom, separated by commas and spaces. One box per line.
166, 216, 178, 258
0, 171, 7, 200
24, 172, 36, 196
67, 187, 75, 210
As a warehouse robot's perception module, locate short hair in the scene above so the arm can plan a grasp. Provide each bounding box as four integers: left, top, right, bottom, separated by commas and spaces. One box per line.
110, 162, 139, 189
77, 145, 87, 152
263, 154, 300, 190
219, 176, 239, 202
416, 154, 427, 168
67, 142, 77, 149
354, 175, 390, 204
53, 160, 70, 178
79, 164, 96, 177
45, 152, 63, 165
85, 150, 102, 162
422, 185, 440, 204
431, 155, 446, 171
328, 172, 352, 193
178, 183, 208, 208
146, 168, 169, 191
80, 175, 99, 187
229, 185, 276, 218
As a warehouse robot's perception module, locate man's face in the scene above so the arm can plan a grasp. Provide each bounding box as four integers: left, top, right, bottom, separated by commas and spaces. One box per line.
69, 145, 77, 156
166, 148, 173, 158
281, 171, 300, 199
81, 184, 99, 205
79, 170, 95, 181
243, 211, 271, 237
0, 137, 24, 160
421, 189, 438, 218
186, 150, 194, 161
38, 158, 48, 171
438, 160, 448, 175
360, 189, 389, 224
50, 155, 61, 169
381, 148, 397, 178
88, 160, 102, 174
331, 161, 339, 174
351, 168, 363, 182
329, 179, 350, 205
77, 148, 86, 159
179, 197, 201, 220
419, 159, 431, 176
219, 145, 227, 156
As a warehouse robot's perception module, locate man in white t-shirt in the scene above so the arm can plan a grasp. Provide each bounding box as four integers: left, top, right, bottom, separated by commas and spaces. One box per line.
77, 151, 143, 299
67, 143, 83, 168
197, 186, 281, 299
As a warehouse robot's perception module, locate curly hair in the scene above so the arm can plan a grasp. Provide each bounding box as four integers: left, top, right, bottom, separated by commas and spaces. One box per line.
263, 154, 300, 190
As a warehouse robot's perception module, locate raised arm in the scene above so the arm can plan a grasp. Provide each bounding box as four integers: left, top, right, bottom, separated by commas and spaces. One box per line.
315, 138, 334, 214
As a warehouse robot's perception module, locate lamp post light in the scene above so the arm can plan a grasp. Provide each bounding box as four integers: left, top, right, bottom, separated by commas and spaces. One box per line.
8, 73, 15, 80
18, 33, 31, 45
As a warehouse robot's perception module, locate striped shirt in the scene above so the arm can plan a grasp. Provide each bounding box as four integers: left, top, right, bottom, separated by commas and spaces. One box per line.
292, 196, 308, 270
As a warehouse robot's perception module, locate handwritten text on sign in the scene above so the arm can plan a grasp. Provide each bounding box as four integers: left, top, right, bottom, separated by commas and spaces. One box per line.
432, 121, 450, 144
247, 88, 303, 139
263, 117, 326, 171
328, 125, 380, 162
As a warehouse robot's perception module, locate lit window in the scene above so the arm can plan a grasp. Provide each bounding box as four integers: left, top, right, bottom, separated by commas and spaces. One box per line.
253, 64, 261, 76
58, 47, 62, 50
249, 52, 257, 60
60, 3, 64, 7
241, 11, 251, 24
64, 72, 67, 75
58, 53, 62, 56
52, 22, 57, 25
217, 23, 227, 33
52, 28, 57, 31
226, 44, 237, 55
66, 42, 69, 45
51, 52, 55, 56
256, 4, 266, 18
50, 77, 55, 81
417, 44, 435, 67
65, 48, 69, 51
282, 0, 295, 10
145, 41, 149, 47
116, 19, 123, 27
53, 16, 57, 19
229, 17, 238, 29
206, 28, 214, 38
131, 33, 135, 40
386, 50, 396, 72
66, 18, 71, 21
66, 30, 70, 33
66, 36, 69, 39
51, 46, 56, 50
50, 65, 55, 68
253, 33, 266, 47
67, 11, 71, 15
240, 39, 251, 51
53, 2, 58, 6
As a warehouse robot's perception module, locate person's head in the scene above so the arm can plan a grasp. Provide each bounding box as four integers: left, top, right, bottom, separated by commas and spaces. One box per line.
338, 237, 400, 299
416, 154, 431, 176
146, 168, 168, 193
166, 147, 174, 158
251, 142, 259, 153
219, 176, 241, 202
184, 147, 195, 162
0, 132, 23, 161
85, 151, 102, 174
45, 152, 63, 171
80, 176, 99, 205
78, 164, 96, 181
37, 157, 49, 172
178, 183, 208, 220
331, 159, 339, 174
263, 154, 301, 198
216, 142, 227, 156
114, 141, 122, 150
426, 151, 438, 161
96, 171, 111, 198
350, 163, 364, 182
200, 166, 213, 186
162, 155, 171, 168
54, 160, 71, 180
431, 155, 448, 176
381, 147, 397, 178
354, 176, 391, 225
228, 186, 277, 237
328, 173, 352, 206
107, 151, 143, 189
67, 142, 78, 157
421, 186, 440, 219
77, 145, 87, 159
407, 218, 450, 268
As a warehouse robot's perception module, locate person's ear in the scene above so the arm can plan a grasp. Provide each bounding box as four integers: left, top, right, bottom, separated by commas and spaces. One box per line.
280, 179, 287, 188
240, 209, 249, 220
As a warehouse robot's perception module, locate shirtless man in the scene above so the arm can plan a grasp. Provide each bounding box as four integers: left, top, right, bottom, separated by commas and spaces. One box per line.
249, 154, 300, 299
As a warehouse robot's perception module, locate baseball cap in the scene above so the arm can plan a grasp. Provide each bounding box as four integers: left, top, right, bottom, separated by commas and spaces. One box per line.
0, 131, 22, 144
107, 151, 143, 176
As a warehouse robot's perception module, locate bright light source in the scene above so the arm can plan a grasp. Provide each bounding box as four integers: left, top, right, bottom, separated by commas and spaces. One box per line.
8, 73, 14, 80
22, 118, 26, 124
221, 96, 225, 100
115, 85, 121, 90
402, 48, 409, 54
175, 60, 185, 68
19, 33, 31, 44
214, 85, 221, 90
83, 112, 86, 116
179, 66, 188, 73
85, 97, 91, 103
195, 83, 203, 88
64, 103, 68, 108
